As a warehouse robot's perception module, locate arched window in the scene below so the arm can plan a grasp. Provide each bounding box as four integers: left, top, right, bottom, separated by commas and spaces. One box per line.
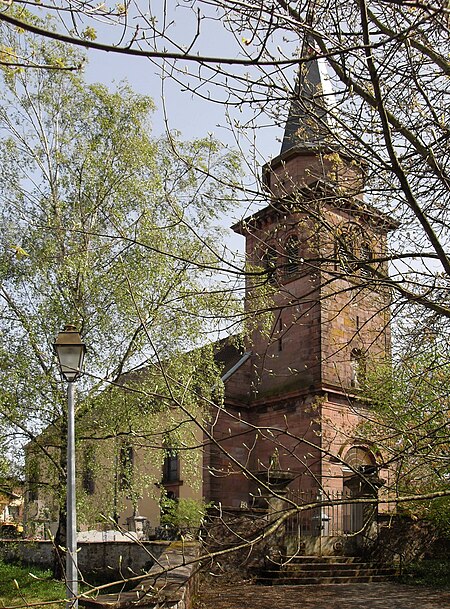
344, 446, 376, 471
336, 225, 355, 272
336, 223, 373, 276
262, 244, 278, 284
359, 239, 373, 276
284, 235, 299, 277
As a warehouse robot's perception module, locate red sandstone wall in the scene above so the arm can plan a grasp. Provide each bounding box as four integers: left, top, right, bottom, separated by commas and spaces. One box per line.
206, 150, 392, 509
265, 152, 364, 200
242, 208, 323, 398
204, 403, 256, 507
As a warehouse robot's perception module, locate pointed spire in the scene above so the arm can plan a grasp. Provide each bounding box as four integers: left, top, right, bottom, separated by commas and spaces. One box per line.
281, 50, 336, 155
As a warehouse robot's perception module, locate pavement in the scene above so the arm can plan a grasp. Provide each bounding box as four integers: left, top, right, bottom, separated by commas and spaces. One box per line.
196, 582, 450, 609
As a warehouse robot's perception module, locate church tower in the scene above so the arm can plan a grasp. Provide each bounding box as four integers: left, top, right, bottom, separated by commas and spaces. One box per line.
206, 53, 395, 510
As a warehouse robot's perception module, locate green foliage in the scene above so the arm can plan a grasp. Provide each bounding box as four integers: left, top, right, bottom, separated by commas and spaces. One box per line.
400, 559, 450, 589
0, 446, 11, 479
362, 343, 450, 528
0, 559, 65, 605
427, 497, 450, 538
0, 27, 242, 530
160, 498, 210, 534
73, 343, 221, 525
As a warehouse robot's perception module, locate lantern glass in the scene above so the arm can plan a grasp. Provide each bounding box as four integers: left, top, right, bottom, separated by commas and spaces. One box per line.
53, 325, 86, 382
56, 345, 84, 382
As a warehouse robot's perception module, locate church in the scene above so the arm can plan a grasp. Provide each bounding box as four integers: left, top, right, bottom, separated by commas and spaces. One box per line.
24, 54, 396, 544
197, 53, 396, 534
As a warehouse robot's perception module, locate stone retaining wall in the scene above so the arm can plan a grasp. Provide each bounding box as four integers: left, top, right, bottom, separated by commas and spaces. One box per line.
80, 541, 200, 609
0, 539, 200, 609
368, 516, 450, 565
0, 539, 169, 578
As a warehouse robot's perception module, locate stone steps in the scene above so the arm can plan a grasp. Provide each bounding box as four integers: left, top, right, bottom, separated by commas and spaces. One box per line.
258, 556, 397, 586
284, 561, 380, 571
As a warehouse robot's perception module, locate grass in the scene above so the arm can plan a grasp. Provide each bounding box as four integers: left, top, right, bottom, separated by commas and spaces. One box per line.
0, 560, 136, 606
0, 560, 65, 608
400, 559, 450, 589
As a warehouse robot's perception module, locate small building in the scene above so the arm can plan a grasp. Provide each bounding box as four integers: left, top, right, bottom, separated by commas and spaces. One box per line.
0, 479, 24, 536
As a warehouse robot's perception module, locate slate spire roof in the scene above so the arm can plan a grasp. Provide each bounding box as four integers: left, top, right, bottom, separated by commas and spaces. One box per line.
281, 46, 336, 155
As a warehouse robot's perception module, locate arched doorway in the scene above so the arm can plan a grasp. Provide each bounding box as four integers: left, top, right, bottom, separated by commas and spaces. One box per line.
341, 446, 382, 535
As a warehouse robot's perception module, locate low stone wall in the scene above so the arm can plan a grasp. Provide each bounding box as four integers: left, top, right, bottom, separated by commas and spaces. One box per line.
203, 507, 281, 581
0, 539, 169, 579
80, 541, 200, 609
368, 516, 450, 565
0, 539, 53, 569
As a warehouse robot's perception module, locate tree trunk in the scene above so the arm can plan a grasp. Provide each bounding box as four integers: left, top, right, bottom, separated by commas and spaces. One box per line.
53, 413, 68, 580
53, 502, 67, 580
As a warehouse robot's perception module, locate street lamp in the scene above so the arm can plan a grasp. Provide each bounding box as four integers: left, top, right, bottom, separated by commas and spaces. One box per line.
53, 325, 86, 609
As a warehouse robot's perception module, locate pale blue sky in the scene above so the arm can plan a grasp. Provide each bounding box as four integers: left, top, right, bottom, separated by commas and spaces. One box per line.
83, 45, 285, 255
78, 2, 293, 258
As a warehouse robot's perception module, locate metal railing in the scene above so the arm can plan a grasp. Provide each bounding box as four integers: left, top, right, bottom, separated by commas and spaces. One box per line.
285, 489, 366, 538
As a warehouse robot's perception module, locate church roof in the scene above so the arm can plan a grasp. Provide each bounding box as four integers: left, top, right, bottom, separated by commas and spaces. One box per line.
281, 53, 336, 155
213, 337, 251, 383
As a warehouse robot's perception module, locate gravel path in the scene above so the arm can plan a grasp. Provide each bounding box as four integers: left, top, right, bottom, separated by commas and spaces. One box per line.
197, 582, 450, 609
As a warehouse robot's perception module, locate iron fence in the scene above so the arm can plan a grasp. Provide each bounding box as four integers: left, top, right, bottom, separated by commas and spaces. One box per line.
285, 489, 365, 538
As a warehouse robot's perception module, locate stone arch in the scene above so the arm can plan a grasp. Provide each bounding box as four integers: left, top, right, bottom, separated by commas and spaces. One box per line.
340, 444, 380, 535
343, 445, 376, 472
341, 442, 384, 496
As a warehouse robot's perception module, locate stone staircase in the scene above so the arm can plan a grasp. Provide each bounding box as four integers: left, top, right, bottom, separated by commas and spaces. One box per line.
258, 555, 397, 585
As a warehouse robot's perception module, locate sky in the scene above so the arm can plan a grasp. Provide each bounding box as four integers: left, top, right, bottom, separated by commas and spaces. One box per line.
78, 2, 290, 235
56, 0, 299, 267
82, 44, 285, 257
83, 44, 285, 157
85, 53, 216, 139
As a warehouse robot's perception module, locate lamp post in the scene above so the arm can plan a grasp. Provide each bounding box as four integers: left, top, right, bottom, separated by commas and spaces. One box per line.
53, 325, 86, 609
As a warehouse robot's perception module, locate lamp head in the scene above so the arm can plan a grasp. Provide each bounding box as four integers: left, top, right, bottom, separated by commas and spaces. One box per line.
53, 324, 86, 382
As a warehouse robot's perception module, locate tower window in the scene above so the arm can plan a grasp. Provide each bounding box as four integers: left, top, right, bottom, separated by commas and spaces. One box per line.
359, 240, 373, 276
285, 235, 300, 277
336, 223, 373, 276
350, 348, 366, 388
262, 245, 277, 284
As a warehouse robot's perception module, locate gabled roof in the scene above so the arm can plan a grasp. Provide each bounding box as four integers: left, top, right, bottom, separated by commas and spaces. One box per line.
213, 337, 251, 383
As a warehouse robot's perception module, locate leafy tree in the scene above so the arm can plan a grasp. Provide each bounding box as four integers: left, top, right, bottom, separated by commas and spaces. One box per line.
361, 342, 450, 530
0, 29, 241, 573
160, 497, 210, 537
